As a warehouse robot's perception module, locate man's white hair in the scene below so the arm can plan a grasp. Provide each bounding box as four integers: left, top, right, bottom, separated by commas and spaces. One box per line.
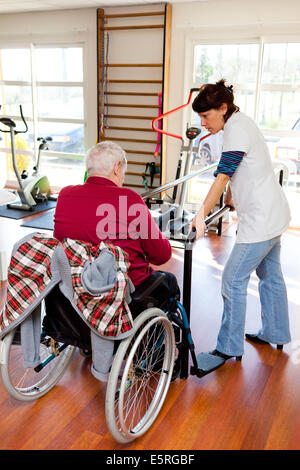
86, 141, 127, 177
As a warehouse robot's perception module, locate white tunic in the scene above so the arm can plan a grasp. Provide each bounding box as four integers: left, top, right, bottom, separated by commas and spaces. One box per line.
222, 112, 291, 243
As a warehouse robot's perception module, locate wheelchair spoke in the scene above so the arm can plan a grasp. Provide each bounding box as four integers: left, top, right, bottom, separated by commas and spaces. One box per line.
1, 327, 75, 401
106, 309, 176, 442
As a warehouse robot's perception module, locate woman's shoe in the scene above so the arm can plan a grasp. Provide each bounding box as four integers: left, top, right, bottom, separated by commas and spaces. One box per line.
210, 349, 242, 361
245, 333, 283, 350
245, 333, 269, 345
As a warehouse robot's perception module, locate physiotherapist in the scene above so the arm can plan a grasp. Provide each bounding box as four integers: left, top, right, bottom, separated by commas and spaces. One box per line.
190, 79, 291, 363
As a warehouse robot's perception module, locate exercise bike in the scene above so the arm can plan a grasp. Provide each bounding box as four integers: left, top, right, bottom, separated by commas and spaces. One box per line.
143, 88, 218, 240
0, 105, 52, 211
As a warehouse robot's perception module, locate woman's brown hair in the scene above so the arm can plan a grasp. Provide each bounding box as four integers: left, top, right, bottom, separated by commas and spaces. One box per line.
192, 79, 239, 122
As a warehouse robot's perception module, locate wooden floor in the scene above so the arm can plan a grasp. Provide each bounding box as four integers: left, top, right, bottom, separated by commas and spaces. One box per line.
0, 214, 300, 451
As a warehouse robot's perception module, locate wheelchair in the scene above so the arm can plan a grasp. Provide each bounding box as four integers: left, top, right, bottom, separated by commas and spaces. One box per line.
0, 270, 193, 444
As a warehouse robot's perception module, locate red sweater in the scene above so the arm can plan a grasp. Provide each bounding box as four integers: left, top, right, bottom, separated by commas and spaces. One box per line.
53, 176, 172, 286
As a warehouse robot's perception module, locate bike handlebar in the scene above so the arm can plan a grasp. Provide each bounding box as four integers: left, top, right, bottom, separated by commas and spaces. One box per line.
0, 105, 28, 134
152, 88, 198, 141
152, 88, 212, 144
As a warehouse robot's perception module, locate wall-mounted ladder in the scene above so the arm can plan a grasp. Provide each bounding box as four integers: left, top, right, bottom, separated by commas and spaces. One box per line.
97, 4, 172, 193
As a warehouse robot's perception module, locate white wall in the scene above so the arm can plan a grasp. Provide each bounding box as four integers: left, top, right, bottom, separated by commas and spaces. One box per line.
166, 0, 300, 182
0, 7, 98, 149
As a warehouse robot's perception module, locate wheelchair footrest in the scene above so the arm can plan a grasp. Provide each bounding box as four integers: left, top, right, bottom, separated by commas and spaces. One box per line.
190, 352, 225, 378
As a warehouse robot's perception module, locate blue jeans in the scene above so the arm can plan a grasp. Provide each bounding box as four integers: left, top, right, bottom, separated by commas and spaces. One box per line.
216, 236, 291, 357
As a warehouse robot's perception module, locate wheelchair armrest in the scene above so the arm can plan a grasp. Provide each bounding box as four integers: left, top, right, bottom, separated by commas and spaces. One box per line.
131, 272, 166, 303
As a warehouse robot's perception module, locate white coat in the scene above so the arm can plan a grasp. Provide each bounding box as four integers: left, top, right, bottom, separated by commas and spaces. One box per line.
223, 112, 291, 243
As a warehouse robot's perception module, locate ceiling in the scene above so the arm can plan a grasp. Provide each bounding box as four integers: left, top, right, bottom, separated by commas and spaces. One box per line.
0, 0, 208, 15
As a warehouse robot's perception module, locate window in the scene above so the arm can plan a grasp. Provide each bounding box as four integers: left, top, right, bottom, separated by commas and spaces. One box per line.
194, 43, 259, 119
189, 40, 300, 227
0, 45, 85, 189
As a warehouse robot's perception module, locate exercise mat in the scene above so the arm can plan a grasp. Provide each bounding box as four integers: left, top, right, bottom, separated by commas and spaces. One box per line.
0, 198, 56, 220
20, 209, 55, 231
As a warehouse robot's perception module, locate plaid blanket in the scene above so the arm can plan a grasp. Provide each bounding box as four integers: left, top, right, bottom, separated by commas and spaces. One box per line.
0, 233, 133, 338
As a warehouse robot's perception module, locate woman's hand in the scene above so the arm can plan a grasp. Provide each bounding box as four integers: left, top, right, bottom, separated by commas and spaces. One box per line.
189, 174, 230, 240
224, 185, 235, 211
189, 208, 206, 240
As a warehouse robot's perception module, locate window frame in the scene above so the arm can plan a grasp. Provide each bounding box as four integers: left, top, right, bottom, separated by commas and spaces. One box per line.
0, 41, 87, 168
184, 34, 300, 140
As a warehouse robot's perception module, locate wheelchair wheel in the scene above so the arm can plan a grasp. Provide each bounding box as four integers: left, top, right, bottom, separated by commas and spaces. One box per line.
105, 308, 175, 443
0, 327, 75, 401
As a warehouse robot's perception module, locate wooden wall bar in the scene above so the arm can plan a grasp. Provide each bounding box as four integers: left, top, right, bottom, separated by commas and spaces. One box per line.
105, 11, 165, 18
161, 3, 172, 186
97, 4, 172, 193
97, 8, 105, 142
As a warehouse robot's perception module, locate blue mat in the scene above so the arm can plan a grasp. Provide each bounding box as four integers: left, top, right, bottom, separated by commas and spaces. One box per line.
0, 198, 56, 220
20, 209, 55, 231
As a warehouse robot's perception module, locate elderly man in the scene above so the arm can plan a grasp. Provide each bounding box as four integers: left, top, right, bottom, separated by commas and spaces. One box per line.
54, 141, 179, 315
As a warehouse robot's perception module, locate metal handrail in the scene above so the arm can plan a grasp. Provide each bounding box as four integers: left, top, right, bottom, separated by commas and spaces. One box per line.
272, 162, 287, 186
142, 158, 287, 202
205, 204, 232, 226
141, 162, 218, 200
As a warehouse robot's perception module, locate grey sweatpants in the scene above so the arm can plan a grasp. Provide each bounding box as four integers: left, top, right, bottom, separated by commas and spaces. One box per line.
20, 305, 115, 382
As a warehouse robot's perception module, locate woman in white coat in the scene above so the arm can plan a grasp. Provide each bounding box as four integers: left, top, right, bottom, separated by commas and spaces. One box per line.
191, 79, 291, 362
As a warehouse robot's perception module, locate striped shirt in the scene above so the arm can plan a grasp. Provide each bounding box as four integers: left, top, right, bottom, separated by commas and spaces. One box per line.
214, 151, 245, 178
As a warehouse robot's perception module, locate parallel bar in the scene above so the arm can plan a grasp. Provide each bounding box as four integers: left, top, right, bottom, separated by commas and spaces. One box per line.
106, 126, 154, 132
104, 25, 164, 31
205, 204, 231, 227
128, 160, 160, 167
105, 92, 159, 96
105, 12, 164, 18
125, 149, 160, 156
141, 163, 218, 200
104, 137, 157, 144
125, 183, 159, 189
107, 63, 162, 67
127, 171, 160, 178
105, 114, 155, 120
108, 104, 160, 109
108, 79, 162, 83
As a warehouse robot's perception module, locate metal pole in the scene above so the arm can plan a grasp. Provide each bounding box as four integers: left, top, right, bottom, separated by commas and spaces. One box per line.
217, 194, 224, 236
177, 139, 194, 219
10, 127, 23, 189
179, 205, 231, 378
141, 162, 218, 201
279, 169, 283, 186
180, 235, 194, 379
